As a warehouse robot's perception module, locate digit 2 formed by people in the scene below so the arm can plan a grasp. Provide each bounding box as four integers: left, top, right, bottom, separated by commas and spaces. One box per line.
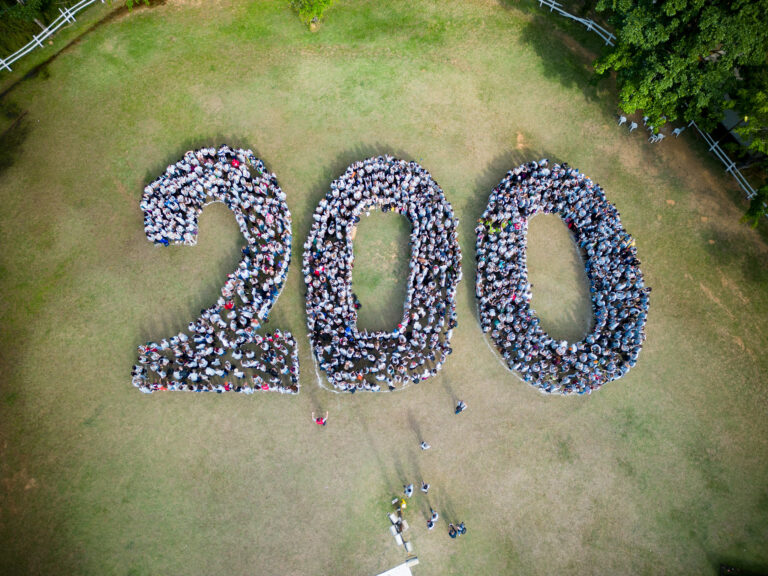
475, 159, 649, 395
132, 146, 299, 394
132, 149, 648, 396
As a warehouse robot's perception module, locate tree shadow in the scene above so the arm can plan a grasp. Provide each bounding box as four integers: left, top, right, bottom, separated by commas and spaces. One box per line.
708, 554, 768, 576
496, 0, 612, 105
701, 223, 768, 286
0, 101, 29, 178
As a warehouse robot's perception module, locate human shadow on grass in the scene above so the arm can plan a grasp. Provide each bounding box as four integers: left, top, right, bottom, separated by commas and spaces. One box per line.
359, 415, 403, 497
438, 373, 459, 406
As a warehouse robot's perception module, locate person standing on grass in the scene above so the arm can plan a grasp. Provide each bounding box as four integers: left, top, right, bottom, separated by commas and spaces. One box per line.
312, 411, 328, 426
455, 400, 467, 414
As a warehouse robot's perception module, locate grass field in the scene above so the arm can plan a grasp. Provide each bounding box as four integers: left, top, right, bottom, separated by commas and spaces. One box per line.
1, 1, 768, 575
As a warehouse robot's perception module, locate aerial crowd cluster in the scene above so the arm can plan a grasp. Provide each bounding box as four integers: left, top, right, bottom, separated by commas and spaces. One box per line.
475, 159, 649, 394
303, 156, 462, 392
131, 148, 648, 397
132, 146, 300, 394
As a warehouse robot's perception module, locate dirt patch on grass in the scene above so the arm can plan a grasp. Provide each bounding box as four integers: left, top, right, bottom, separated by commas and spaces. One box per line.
718, 268, 750, 305
698, 281, 735, 320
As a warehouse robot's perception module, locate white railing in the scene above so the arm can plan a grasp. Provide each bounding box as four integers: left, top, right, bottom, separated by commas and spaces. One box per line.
534, 0, 765, 215
537, 0, 615, 46
0, 0, 104, 73
688, 121, 758, 199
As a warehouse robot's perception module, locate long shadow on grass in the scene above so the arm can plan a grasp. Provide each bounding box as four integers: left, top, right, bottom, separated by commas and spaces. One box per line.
0, 101, 29, 178
358, 415, 401, 496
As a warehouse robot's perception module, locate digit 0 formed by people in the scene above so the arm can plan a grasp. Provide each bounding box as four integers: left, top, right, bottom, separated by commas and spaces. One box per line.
303, 156, 462, 392
132, 146, 300, 394
475, 159, 650, 395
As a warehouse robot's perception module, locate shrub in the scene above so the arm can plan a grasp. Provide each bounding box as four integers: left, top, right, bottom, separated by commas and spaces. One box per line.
290, 0, 334, 25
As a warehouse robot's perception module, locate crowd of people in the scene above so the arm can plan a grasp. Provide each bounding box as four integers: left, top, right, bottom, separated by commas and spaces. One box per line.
475, 159, 649, 395
303, 156, 462, 392
132, 146, 300, 394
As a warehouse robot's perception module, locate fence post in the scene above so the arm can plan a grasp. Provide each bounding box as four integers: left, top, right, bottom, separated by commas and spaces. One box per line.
60, 7, 76, 23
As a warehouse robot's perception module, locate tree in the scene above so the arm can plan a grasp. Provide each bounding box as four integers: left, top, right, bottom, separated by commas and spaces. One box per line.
0, 0, 54, 53
735, 65, 768, 157
290, 0, 335, 25
741, 184, 768, 228
594, 0, 768, 132
594, 0, 768, 225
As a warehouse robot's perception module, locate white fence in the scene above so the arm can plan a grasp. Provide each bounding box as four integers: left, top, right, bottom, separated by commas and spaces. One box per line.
534, 0, 764, 213
688, 121, 758, 199
537, 0, 614, 46
0, 0, 105, 73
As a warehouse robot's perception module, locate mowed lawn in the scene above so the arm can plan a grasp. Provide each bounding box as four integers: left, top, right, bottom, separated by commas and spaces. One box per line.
1, 1, 768, 575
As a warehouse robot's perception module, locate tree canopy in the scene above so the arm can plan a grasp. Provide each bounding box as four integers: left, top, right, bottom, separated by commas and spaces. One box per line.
594, 0, 768, 223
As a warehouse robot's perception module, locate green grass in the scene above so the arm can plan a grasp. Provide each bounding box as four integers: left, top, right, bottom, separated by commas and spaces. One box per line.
1, 1, 768, 575
352, 209, 411, 332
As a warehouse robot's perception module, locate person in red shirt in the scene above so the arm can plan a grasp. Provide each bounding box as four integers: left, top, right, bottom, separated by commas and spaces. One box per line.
312, 411, 328, 426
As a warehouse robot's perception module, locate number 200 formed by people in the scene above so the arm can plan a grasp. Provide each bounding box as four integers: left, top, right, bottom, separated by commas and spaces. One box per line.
133, 146, 649, 396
